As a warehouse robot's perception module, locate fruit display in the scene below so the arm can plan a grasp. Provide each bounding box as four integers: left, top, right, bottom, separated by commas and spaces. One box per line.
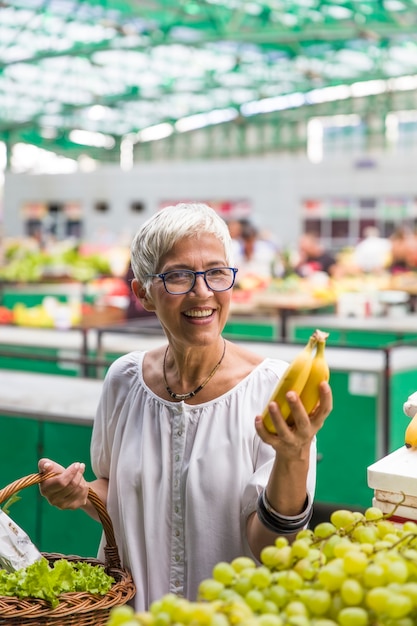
0, 276, 130, 328
0, 307, 13, 324
106, 505, 417, 626
0, 239, 112, 283
12, 299, 82, 328
262, 329, 330, 433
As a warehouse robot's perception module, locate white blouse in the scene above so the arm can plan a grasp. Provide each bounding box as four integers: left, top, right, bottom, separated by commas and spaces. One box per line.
91, 350, 317, 610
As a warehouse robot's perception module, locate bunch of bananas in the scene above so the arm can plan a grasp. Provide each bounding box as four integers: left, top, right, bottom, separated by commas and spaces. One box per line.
262, 328, 330, 433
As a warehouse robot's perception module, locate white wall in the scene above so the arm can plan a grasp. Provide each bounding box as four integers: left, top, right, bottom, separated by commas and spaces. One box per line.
3, 152, 417, 248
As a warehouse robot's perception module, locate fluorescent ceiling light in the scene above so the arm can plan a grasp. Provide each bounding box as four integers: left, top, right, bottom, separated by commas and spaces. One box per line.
137, 123, 173, 142
87, 105, 112, 121
69, 129, 116, 148
241, 75, 417, 118
176, 108, 238, 132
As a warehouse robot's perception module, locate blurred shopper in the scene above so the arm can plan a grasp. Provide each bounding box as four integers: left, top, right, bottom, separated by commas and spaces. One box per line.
353, 226, 391, 273
404, 229, 417, 271
295, 232, 337, 277
226, 218, 245, 261
389, 227, 413, 274
233, 220, 278, 282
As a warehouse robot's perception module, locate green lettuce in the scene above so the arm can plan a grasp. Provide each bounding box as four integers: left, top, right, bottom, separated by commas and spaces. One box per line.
0, 557, 115, 608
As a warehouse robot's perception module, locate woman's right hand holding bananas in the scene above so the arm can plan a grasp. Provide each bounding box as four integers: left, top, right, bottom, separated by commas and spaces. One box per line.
256, 377, 332, 455
262, 329, 330, 433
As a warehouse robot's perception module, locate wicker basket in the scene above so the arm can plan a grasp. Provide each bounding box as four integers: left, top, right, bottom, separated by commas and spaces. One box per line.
0, 472, 136, 625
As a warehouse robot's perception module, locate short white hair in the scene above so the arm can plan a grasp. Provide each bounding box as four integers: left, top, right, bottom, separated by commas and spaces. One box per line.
130, 203, 233, 291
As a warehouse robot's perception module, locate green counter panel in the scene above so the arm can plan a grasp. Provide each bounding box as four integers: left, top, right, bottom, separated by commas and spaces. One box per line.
292, 324, 417, 348
39, 421, 101, 557
223, 317, 277, 341
0, 415, 100, 558
2, 293, 68, 308
315, 370, 378, 509
389, 369, 417, 452
1, 289, 95, 309
0, 415, 40, 541
0, 344, 81, 376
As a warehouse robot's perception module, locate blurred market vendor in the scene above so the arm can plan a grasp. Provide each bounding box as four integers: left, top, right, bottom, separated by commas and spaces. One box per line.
233, 219, 278, 283
353, 226, 392, 273
38, 203, 332, 610
295, 231, 338, 277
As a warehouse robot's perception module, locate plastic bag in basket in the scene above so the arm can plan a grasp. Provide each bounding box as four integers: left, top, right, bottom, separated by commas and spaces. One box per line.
0, 508, 42, 573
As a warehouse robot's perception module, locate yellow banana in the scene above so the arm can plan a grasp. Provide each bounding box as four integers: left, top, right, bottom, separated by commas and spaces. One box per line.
262, 333, 317, 433
405, 412, 417, 448
299, 329, 330, 416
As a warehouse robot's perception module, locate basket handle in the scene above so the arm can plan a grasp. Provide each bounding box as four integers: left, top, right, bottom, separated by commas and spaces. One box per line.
0, 472, 122, 570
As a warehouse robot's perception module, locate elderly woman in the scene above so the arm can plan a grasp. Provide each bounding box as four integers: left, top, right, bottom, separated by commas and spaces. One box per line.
38, 203, 332, 610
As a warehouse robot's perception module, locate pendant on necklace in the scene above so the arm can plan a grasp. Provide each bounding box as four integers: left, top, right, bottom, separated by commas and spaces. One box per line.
163, 339, 226, 401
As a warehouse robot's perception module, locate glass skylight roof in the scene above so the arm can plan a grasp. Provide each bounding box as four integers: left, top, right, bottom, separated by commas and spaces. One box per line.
1, 0, 417, 160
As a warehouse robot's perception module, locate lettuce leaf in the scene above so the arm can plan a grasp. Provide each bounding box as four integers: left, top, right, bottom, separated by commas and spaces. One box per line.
0, 557, 115, 608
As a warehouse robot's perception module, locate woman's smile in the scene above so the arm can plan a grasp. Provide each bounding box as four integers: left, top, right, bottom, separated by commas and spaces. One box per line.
183, 307, 215, 319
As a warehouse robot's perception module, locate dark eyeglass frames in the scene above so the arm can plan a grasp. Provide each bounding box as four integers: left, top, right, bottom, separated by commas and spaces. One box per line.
146, 267, 238, 295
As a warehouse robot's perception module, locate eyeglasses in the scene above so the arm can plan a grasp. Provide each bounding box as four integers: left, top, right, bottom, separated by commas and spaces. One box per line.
147, 267, 238, 295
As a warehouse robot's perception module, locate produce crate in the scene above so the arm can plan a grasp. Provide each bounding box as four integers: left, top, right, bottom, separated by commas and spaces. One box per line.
79, 306, 126, 329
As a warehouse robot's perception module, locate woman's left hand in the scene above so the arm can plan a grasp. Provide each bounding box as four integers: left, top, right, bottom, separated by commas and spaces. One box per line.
254, 380, 332, 454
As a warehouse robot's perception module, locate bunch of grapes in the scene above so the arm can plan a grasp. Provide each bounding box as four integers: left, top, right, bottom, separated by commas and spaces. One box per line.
106, 506, 417, 626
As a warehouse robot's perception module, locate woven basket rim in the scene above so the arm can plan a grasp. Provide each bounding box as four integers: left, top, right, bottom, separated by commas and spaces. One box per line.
0, 473, 136, 621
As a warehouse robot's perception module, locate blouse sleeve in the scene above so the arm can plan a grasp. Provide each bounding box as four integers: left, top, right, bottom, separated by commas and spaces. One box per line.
91, 352, 143, 479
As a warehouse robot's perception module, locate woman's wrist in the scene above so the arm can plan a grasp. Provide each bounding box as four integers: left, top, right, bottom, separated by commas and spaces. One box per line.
256, 490, 313, 535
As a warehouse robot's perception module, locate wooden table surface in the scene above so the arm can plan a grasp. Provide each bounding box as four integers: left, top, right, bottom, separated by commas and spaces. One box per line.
230, 291, 336, 338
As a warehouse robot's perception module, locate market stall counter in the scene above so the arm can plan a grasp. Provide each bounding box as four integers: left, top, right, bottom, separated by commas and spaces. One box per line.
230, 291, 336, 340
0, 325, 93, 376
288, 313, 417, 347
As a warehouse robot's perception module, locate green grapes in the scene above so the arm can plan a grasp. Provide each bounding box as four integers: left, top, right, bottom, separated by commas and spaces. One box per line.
105, 505, 417, 626
212, 562, 236, 586
231, 556, 257, 572
364, 507, 385, 521
198, 578, 225, 601
251, 566, 273, 589
291, 540, 311, 560
318, 561, 347, 592
362, 562, 386, 588
261, 546, 292, 570
245, 588, 267, 612
337, 606, 369, 626
267, 583, 290, 609
304, 589, 331, 616
342, 549, 368, 575
340, 579, 364, 606
330, 509, 356, 530
106, 605, 137, 626
258, 614, 285, 626
313, 523, 336, 539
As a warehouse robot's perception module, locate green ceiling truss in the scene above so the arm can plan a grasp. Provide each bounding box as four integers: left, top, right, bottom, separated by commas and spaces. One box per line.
1, 0, 417, 163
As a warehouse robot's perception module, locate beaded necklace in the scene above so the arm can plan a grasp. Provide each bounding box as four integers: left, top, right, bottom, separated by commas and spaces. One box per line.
163, 339, 226, 401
